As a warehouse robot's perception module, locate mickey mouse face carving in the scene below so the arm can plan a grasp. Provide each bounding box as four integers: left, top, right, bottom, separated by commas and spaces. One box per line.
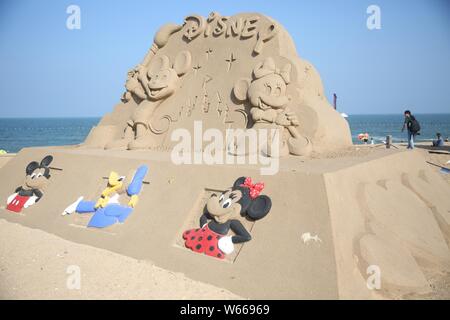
144, 51, 192, 101
24, 155, 53, 190
234, 57, 291, 110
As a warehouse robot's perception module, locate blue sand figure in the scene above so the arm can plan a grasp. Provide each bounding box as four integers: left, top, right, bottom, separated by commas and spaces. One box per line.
62, 165, 148, 228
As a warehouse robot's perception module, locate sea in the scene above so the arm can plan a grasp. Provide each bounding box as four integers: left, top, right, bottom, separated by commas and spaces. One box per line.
0, 114, 449, 153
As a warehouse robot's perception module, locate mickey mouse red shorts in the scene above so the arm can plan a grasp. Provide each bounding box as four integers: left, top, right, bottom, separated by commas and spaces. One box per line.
6, 195, 29, 213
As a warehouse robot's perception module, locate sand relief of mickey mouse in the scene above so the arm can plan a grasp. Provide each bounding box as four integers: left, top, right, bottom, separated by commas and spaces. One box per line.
233, 57, 312, 157
106, 51, 192, 150
6, 156, 54, 213
183, 177, 271, 260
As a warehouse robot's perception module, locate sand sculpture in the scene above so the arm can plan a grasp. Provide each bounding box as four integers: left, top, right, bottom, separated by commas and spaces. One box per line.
1, 12, 449, 300
62, 165, 148, 228
84, 12, 352, 155
183, 177, 271, 259
107, 52, 192, 150
6, 155, 53, 213
233, 57, 311, 156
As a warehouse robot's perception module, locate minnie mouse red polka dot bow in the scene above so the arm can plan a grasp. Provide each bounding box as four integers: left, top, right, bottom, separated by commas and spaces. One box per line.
240, 177, 265, 199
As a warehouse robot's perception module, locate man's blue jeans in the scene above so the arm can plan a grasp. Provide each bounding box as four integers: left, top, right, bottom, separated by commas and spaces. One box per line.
407, 131, 416, 149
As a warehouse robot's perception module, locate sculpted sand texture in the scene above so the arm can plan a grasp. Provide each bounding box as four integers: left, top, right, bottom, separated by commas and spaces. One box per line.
323, 150, 450, 299
84, 12, 352, 155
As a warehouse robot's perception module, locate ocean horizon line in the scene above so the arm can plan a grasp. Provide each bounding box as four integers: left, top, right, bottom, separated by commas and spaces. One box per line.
1, 112, 449, 153
0, 112, 450, 119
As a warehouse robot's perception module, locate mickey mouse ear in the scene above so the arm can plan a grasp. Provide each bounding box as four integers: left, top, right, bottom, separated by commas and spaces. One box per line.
247, 195, 272, 220
173, 50, 192, 76
148, 55, 170, 75
40, 155, 53, 167
26, 161, 39, 175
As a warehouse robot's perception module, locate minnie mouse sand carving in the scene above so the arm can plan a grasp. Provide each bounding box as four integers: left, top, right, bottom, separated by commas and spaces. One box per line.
62, 165, 148, 228
106, 51, 192, 150
183, 177, 271, 260
233, 57, 312, 157
6, 155, 53, 213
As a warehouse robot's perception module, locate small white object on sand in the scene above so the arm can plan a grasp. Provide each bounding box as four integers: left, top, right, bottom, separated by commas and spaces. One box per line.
301, 232, 322, 244
62, 196, 83, 216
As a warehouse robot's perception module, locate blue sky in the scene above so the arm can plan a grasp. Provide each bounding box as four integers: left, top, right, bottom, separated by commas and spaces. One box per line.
0, 0, 449, 117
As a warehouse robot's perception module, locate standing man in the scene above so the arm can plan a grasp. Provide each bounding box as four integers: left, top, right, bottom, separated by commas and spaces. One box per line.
401, 110, 420, 149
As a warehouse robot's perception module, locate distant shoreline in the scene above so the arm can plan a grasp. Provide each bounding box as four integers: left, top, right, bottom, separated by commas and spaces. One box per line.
1, 113, 450, 119
0, 115, 449, 153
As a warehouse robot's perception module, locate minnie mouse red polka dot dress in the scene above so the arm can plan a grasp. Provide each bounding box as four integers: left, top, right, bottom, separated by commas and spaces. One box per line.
183, 225, 225, 259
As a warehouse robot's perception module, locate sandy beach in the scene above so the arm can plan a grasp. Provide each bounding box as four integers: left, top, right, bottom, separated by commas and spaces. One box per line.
0, 216, 241, 300
0, 142, 448, 300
